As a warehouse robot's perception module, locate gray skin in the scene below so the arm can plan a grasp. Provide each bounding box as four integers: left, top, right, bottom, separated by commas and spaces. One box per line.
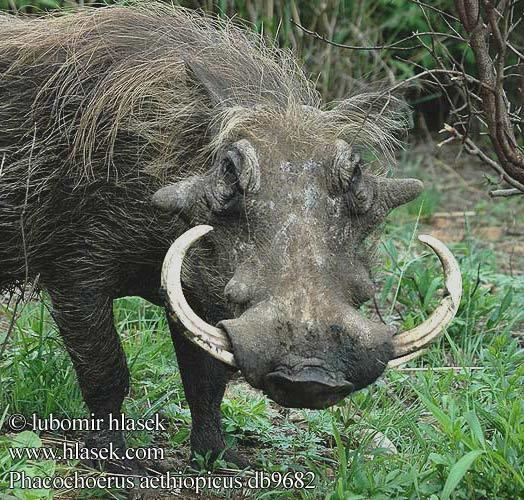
1, 129, 422, 471
0, 7, 424, 472
157, 138, 423, 412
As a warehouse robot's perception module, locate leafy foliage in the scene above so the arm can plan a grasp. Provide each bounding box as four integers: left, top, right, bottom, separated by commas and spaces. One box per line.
0, 1, 522, 498
1, 179, 522, 497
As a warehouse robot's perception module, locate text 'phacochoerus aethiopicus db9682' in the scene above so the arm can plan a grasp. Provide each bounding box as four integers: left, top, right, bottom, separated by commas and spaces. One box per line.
0, 3, 461, 471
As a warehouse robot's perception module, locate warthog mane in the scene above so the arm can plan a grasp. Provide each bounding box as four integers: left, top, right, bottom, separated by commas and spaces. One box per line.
0, 2, 408, 183
0, 2, 408, 290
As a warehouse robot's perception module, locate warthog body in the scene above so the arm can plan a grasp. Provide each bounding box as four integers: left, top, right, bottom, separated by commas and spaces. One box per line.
0, 3, 438, 468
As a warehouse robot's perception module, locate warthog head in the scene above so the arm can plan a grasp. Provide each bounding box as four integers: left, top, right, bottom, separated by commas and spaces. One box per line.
153, 68, 461, 410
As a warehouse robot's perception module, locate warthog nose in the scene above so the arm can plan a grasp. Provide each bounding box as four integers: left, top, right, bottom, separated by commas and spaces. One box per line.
264, 367, 354, 410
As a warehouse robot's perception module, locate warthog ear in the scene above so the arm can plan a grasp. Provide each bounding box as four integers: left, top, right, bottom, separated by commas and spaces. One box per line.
379, 177, 424, 210
347, 167, 423, 216
152, 176, 206, 213
152, 140, 260, 214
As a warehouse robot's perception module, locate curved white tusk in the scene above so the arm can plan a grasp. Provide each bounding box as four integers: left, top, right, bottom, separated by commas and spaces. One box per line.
388, 235, 462, 367
161, 225, 237, 367
387, 349, 428, 368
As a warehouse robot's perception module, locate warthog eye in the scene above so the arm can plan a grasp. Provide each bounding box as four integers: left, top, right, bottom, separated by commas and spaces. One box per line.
346, 162, 374, 214
210, 153, 242, 214
331, 140, 374, 214
207, 139, 260, 215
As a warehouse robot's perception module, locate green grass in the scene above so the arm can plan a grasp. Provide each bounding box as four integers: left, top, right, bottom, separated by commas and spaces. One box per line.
1, 1, 522, 498
1, 187, 523, 498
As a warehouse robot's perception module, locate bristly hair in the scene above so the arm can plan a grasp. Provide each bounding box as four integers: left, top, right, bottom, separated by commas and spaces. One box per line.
0, 1, 408, 186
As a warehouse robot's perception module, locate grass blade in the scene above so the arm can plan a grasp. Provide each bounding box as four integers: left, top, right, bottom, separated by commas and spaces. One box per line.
441, 450, 484, 500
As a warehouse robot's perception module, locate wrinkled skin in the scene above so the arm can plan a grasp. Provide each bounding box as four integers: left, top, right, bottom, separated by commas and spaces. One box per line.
159, 138, 423, 411
0, 8, 425, 472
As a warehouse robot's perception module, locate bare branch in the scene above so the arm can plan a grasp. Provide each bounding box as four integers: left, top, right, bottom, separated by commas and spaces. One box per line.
440, 124, 524, 193
489, 188, 523, 197
454, 0, 524, 184
409, 0, 460, 22
291, 20, 464, 51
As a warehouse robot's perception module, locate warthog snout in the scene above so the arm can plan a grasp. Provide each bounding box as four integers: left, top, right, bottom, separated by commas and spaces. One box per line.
264, 368, 354, 409
161, 225, 461, 409
218, 300, 395, 409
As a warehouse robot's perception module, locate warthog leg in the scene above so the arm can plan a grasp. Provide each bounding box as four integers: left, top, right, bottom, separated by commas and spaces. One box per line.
48, 287, 142, 475
168, 315, 249, 468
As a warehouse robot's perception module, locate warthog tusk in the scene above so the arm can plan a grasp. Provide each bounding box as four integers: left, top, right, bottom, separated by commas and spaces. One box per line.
388, 235, 462, 368
161, 225, 237, 367
163, 229, 461, 371
387, 348, 428, 368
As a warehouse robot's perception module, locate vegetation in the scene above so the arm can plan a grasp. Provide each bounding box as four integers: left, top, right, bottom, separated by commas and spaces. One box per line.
1, 150, 523, 497
1, 0, 523, 498
0, 0, 468, 103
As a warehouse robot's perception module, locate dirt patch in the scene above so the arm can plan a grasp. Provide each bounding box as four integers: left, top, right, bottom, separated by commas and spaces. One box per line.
399, 142, 524, 274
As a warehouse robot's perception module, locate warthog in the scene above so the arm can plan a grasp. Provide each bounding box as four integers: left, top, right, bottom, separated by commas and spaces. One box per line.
0, 3, 461, 470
